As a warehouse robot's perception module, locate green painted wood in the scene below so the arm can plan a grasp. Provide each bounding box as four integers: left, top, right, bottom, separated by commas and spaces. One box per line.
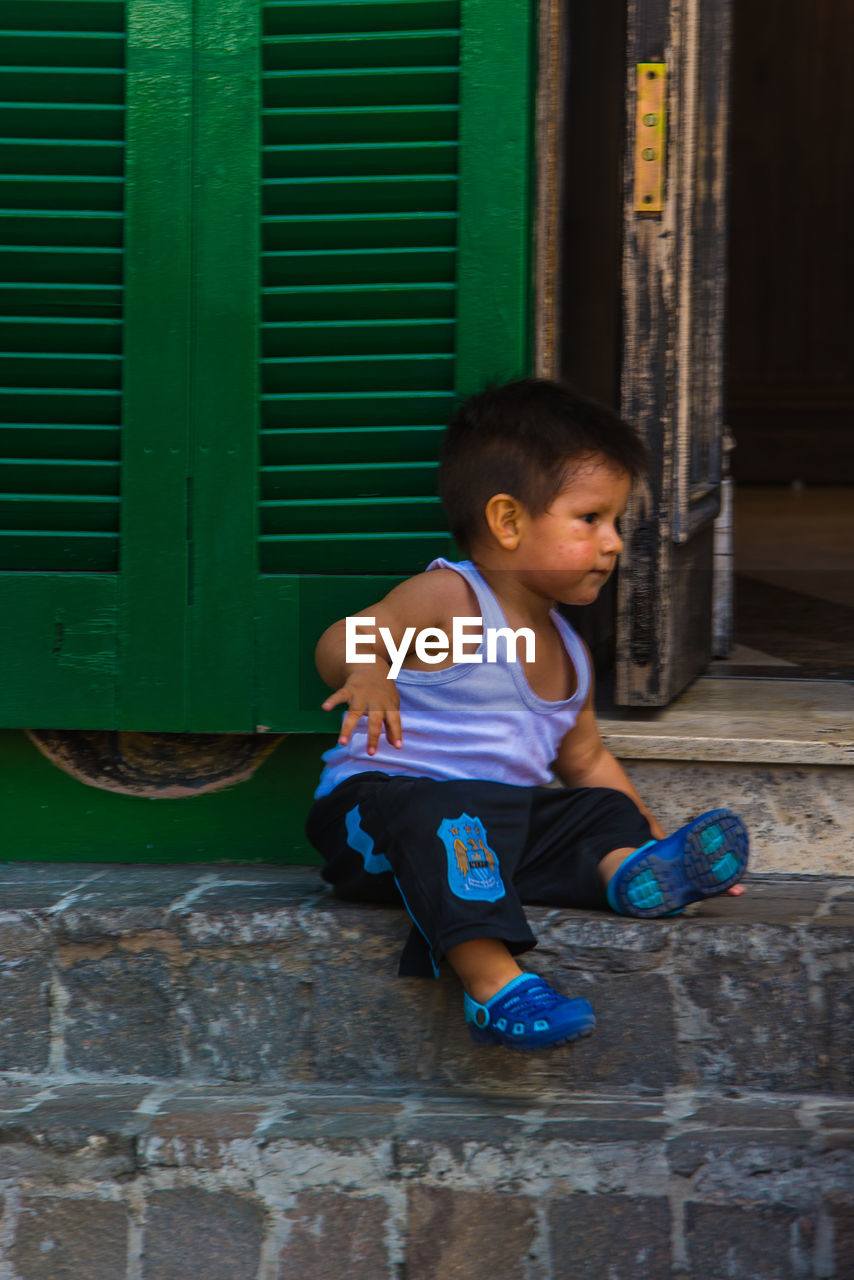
0, 495, 119, 532
256, 575, 409, 732
0, 459, 120, 496
262, 496, 445, 535
0, 533, 117, 572
455, 0, 534, 395
0, 577, 119, 726
0, 3, 126, 34
264, 105, 459, 147
0, 729, 326, 862
119, 0, 193, 728
186, 0, 261, 729
262, 425, 445, 465
263, 2, 460, 36
262, 460, 439, 500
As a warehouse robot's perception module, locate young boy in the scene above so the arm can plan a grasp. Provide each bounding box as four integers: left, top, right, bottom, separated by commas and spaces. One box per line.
306, 379, 748, 1051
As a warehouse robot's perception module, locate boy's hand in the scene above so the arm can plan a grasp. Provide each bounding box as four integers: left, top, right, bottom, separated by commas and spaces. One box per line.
321, 668, 403, 756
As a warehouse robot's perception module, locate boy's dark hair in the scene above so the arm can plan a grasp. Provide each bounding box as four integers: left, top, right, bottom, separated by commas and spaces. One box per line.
438, 378, 649, 552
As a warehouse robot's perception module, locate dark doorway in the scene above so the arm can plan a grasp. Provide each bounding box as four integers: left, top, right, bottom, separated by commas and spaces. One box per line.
557, 0, 626, 681
725, 0, 854, 677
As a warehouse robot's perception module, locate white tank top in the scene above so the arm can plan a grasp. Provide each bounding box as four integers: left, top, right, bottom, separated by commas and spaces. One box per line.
314, 558, 591, 798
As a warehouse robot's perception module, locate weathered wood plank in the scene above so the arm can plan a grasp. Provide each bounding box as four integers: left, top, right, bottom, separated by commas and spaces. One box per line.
617, 0, 732, 705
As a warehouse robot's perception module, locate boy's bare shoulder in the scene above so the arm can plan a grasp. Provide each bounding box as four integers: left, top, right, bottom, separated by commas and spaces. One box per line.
372, 567, 478, 628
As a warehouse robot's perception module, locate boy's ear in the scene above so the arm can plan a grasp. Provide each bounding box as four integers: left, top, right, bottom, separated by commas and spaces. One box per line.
484, 493, 524, 549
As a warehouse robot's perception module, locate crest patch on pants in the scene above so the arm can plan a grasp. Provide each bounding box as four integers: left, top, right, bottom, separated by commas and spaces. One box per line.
437, 814, 506, 902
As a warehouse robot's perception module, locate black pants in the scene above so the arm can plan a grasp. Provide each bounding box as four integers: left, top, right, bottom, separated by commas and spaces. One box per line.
305, 773, 652, 977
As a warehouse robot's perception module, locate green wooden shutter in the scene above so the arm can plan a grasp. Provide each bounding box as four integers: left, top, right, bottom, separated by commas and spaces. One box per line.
251, 0, 536, 730
0, 0, 125, 724
0, 0, 535, 732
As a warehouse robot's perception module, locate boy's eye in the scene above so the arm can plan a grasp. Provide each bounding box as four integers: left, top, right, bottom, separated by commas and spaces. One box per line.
581, 513, 599, 525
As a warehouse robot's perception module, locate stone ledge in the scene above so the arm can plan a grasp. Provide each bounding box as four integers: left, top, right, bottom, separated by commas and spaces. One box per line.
1, 1080, 852, 1175
0, 865, 852, 1097
599, 677, 854, 765
0, 1082, 851, 1280
0, 861, 850, 927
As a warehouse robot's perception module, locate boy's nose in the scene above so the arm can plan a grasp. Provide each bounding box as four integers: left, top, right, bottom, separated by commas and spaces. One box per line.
602, 524, 623, 555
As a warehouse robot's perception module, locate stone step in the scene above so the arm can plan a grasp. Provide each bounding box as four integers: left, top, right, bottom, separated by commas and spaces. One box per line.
599, 677, 854, 875
0, 1079, 852, 1279
1, 864, 852, 1098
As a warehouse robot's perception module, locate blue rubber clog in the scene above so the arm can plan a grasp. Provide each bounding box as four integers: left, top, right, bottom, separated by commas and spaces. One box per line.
464, 973, 596, 1050
606, 808, 749, 918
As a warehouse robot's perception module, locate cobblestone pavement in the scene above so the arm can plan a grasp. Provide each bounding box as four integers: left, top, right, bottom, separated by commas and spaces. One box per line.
0, 1081, 852, 1279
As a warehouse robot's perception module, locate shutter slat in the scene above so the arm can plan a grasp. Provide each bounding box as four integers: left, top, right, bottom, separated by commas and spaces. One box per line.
264, 105, 458, 145
0, 3, 125, 33
264, 247, 455, 287
263, 354, 453, 394
263, 284, 455, 321
0, 390, 122, 425
0, 459, 119, 494
260, 532, 452, 575
0, 317, 121, 352
262, 425, 444, 466
263, 69, 458, 109
0, 176, 122, 210
0, 138, 123, 177
264, 2, 459, 37
264, 319, 454, 357
0, 352, 121, 388
0, 425, 119, 460
264, 140, 456, 178
264, 213, 456, 251
0, 283, 121, 313
0, 212, 123, 248
0, 32, 125, 70
260, 391, 454, 430
266, 31, 458, 71
0, 247, 122, 284
0, 493, 119, 532
264, 175, 455, 216
262, 495, 443, 535
0, 69, 124, 105
0, 103, 123, 141
262, 460, 437, 500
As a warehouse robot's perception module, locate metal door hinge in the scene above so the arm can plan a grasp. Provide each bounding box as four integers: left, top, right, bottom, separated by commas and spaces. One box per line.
634, 62, 667, 213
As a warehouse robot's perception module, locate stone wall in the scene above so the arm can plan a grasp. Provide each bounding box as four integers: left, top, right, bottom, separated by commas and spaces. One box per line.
0, 863, 852, 1277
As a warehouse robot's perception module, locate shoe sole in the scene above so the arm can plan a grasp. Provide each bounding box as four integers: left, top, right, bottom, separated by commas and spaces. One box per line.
611, 809, 749, 918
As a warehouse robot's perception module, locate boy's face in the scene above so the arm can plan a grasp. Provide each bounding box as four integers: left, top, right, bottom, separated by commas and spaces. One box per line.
516, 456, 632, 606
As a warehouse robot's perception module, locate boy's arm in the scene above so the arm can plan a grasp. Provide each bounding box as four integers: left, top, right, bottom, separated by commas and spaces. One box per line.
553, 692, 667, 840
315, 569, 471, 756
316, 612, 401, 756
